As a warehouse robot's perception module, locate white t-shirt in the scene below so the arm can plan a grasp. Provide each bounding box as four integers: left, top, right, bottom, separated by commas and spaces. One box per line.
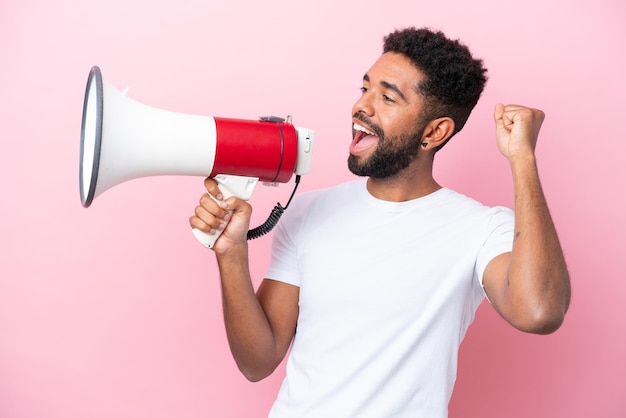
266, 179, 514, 418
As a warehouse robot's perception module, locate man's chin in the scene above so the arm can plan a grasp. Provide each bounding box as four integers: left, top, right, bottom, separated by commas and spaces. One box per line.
347, 154, 373, 177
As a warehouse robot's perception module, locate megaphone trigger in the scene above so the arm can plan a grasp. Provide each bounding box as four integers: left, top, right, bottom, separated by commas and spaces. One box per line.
192, 175, 259, 249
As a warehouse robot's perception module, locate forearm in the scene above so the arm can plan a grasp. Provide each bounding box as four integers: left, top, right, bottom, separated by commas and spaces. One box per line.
506, 155, 571, 332
216, 243, 283, 381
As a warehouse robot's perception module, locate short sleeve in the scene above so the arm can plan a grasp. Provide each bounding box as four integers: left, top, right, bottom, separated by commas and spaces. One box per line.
475, 206, 515, 288
264, 193, 314, 287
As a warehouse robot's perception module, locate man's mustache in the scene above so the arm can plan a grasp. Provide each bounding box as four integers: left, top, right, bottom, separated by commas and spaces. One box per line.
353, 113, 384, 139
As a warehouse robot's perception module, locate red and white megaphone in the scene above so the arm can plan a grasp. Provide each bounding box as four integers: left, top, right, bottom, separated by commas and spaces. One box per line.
80, 66, 315, 248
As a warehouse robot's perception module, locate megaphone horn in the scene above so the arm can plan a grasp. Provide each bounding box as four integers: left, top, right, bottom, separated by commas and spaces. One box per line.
80, 66, 315, 248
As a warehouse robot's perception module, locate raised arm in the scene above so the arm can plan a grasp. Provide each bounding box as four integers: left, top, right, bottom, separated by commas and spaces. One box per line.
190, 178, 299, 381
483, 104, 571, 334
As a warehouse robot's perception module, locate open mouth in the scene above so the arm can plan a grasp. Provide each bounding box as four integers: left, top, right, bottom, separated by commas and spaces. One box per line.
351, 122, 379, 153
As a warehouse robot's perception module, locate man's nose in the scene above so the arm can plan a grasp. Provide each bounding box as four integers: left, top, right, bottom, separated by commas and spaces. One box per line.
352, 93, 374, 117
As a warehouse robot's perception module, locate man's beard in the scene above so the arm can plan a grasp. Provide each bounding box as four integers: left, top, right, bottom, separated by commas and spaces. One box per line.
348, 116, 427, 179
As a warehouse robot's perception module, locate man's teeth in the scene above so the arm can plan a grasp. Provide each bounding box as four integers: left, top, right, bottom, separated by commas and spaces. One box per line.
353, 123, 376, 136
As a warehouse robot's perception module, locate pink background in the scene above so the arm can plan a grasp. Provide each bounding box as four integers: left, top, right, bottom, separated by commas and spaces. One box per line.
1, 0, 625, 417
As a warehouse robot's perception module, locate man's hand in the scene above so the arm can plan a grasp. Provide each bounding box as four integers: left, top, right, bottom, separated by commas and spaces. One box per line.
189, 177, 252, 253
494, 103, 545, 160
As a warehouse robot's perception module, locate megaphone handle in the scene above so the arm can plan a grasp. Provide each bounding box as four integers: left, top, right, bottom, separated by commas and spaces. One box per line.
191, 191, 230, 249
192, 175, 259, 249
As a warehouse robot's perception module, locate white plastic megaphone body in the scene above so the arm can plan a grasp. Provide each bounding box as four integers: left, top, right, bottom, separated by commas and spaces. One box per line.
80, 66, 315, 248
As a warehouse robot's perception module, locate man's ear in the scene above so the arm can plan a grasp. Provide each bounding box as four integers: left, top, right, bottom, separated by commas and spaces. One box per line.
420, 117, 455, 151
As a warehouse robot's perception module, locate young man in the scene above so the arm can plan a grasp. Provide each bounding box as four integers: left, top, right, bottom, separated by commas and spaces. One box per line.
189, 27, 571, 417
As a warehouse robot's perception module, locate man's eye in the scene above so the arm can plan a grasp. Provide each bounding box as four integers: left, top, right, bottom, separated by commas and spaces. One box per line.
360, 87, 368, 93
383, 95, 395, 103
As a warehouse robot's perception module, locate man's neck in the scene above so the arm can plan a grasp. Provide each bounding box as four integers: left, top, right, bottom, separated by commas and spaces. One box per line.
365, 158, 441, 202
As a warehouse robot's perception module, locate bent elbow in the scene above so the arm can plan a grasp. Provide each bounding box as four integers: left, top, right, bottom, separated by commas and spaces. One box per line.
243, 373, 264, 383
515, 306, 567, 335
238, 363, 278, 383
242, 370, 271, 383
507, 271, 571, 335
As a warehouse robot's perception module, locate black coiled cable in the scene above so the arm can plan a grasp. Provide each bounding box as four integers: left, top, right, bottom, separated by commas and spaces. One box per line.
247, 204, 285, 240
247, 175, 301, 241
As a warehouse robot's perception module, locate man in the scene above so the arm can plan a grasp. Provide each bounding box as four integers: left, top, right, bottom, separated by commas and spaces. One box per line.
189, 27, 571, 417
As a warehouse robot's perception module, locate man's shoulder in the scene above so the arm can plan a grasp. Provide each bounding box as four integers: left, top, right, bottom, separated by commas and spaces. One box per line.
439, 188, 511, 212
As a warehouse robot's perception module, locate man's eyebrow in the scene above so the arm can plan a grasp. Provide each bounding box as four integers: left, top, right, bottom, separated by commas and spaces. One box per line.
381, 81, 407, 102
362, 73, 407, 102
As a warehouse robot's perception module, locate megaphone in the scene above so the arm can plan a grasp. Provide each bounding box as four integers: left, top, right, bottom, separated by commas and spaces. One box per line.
80, 66, 315, 248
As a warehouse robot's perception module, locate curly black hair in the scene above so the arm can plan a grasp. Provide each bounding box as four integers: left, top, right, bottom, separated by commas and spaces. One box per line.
383, 27, 487, 145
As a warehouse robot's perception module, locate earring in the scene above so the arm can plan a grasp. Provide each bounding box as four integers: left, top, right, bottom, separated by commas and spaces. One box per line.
421, 142, 428, 148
